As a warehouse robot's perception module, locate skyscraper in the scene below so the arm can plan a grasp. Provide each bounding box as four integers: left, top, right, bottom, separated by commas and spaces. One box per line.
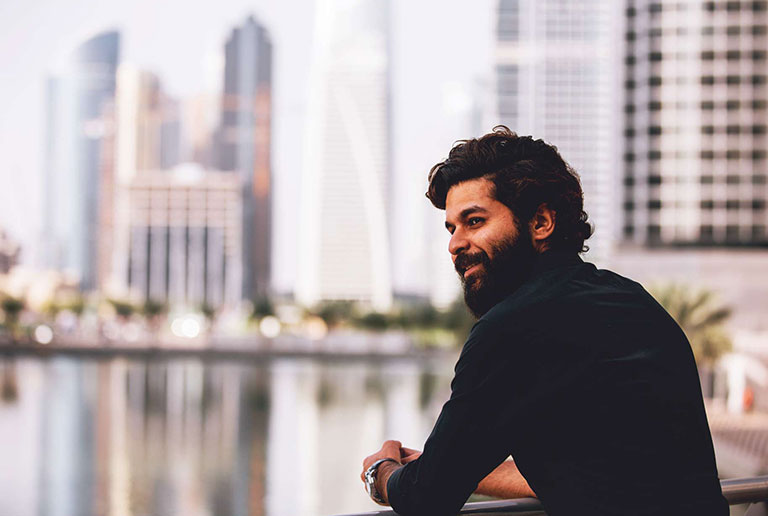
623, 0, 768, 247
495, 0, 622, 261
125, 164, 243, 308
217, 16, 273, 303
296, 0, 393, 311
42, 30, 120, 291
109, 66, 179, 296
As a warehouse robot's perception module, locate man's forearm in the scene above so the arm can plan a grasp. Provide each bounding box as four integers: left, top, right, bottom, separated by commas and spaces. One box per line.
375, 460, 402, 505
475, 460, 536, 499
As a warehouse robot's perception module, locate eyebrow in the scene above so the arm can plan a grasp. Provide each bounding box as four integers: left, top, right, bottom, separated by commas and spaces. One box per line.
445, 205, 489, 230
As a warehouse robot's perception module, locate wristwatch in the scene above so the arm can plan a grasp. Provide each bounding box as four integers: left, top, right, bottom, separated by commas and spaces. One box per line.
364, 458, 399, 505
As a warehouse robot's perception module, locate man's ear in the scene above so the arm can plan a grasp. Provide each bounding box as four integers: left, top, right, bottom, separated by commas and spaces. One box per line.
529, 204, 556, 251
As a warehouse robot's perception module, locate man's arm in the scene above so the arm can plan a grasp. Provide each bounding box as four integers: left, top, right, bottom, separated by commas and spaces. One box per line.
475, 460, 535, 499
374, 320, 541, 515
363, 446, 535, 506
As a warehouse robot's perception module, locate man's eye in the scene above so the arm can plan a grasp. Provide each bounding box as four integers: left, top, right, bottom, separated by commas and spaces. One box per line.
468, 217, 484, 226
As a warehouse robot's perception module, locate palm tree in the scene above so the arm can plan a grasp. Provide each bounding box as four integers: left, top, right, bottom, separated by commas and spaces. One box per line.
649, 284, 732, 397
649, 284, 732, 365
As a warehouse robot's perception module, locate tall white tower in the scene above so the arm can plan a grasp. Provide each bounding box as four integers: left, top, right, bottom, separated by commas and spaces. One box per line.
297, 0, 393, 311
495, 0, 623, 262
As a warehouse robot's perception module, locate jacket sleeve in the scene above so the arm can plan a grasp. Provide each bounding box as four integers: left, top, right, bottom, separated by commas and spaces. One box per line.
386, 319, 538, 516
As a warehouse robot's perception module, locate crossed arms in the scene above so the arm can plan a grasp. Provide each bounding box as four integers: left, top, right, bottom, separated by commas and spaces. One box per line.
361, 441, 536, 506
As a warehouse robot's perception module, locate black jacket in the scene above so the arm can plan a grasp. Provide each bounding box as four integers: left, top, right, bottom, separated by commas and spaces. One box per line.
387, 250, 728, 516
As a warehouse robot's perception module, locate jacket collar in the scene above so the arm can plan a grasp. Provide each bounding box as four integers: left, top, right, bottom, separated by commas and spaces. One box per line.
530, 249, 583, 278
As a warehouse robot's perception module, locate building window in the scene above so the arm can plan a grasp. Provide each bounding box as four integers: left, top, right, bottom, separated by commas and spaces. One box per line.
701, 175, 714, 184
648, 175, 662, 184
701, 75, 715, 85
701, 200, 715, 209
726, 200, 740, 210
648, 200, 662, 210
726, 100, 740, 110
753, 199, 767, 210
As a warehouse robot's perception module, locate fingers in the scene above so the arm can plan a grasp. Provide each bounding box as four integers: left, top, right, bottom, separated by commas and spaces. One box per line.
361, 440, 404, 483
400, 447, 420, 457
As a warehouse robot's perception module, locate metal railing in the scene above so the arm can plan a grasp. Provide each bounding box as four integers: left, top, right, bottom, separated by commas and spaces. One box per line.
336, 476, 768, 516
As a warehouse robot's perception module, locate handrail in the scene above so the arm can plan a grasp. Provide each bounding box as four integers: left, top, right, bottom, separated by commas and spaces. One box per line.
334, 476, 768, 516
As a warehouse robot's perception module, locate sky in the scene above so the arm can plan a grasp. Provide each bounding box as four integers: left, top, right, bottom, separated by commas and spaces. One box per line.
0, 0, 494, 294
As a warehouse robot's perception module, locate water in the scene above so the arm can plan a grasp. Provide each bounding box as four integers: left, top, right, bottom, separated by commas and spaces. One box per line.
0, 354, 454, 516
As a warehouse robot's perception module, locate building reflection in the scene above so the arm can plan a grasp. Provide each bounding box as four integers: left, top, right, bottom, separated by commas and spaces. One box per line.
0, 356, 449, 516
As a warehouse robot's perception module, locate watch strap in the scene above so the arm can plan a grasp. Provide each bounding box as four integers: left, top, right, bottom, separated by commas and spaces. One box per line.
364, 458, 399, 504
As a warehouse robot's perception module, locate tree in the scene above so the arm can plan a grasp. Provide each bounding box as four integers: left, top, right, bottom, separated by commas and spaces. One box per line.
108, 299, 135, 320
1, 296, 25, 340
649, 284, 732, 365
251, 297, 275, 319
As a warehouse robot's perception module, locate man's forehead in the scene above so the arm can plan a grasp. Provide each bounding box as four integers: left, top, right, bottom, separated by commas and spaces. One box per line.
445, 178, 495, 215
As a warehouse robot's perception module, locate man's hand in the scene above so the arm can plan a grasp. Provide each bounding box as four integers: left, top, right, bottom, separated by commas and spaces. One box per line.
361, 440, 404, 505
400, 446, 422, 464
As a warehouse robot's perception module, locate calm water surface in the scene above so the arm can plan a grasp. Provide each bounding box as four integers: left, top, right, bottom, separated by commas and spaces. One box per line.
0, 354, 454, 516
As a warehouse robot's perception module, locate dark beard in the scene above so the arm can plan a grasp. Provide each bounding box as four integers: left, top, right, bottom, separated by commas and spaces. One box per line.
455, 227, 538, 319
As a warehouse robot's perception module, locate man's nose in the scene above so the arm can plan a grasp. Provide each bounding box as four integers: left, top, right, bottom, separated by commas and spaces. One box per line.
449, 228, 469, 256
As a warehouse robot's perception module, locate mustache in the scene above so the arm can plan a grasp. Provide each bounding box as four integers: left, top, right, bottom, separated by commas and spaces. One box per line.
454, 251, 490, 276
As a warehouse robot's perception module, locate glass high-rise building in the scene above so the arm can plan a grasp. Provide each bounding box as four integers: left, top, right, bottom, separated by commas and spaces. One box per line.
216, 16, 273, 303
623, 0, 768, 247
42, 30, 120, 291
296, 0, 393, 310
495, 0, 622, 261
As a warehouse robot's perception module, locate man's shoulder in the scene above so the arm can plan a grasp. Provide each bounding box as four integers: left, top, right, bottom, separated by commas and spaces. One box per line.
479, 261, 653, 330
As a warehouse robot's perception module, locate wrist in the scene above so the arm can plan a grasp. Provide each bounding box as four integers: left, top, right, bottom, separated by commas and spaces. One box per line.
374, 460, 402, 504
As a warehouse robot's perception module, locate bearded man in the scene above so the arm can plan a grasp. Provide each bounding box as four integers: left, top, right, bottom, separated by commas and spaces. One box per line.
360, 127, 728, 516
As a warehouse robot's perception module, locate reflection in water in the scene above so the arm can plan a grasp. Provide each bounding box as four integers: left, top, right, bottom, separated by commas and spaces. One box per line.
0, 356, 451, 516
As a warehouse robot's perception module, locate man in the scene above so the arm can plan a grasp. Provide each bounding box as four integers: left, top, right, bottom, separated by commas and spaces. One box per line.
360, 127, 728, 515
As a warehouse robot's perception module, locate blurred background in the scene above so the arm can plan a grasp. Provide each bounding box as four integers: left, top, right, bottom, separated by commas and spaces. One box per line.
1, 0, 767, 515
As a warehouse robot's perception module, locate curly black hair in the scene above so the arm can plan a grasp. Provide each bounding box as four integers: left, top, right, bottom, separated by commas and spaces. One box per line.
426, 126, 592, 253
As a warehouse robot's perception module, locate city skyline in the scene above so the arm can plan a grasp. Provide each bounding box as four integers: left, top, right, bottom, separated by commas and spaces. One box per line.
0, 0, 494, 298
